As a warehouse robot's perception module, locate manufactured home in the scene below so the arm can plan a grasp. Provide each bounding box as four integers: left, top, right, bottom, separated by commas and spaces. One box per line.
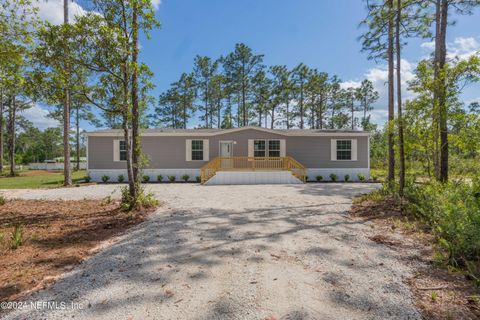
85, 126, 370, 184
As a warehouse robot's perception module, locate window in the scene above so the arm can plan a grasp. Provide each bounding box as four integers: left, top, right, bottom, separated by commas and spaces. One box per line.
268, 140, 281, 157
119, 140, 127, 161
191, 140, 204, 160
336, 140, 352, 160
254, 140, 266, 157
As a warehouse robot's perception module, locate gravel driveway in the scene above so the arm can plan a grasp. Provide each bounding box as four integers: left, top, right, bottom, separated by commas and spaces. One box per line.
2, 183, 421, 320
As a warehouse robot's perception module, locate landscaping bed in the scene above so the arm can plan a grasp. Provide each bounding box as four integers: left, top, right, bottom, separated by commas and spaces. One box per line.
0, 199, 153, 302
351, 196, 480, 319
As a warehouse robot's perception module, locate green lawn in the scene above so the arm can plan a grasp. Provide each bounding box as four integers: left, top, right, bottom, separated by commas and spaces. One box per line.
0, 170, 87, 189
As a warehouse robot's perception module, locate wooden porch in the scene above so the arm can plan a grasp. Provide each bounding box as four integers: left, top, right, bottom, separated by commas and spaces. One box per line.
200, 156, 307, 184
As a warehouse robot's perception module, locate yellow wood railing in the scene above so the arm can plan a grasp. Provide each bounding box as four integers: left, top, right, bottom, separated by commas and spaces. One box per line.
200, 156, 307, 184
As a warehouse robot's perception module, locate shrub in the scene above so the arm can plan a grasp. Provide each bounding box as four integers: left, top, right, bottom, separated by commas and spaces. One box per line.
344, 174, 350, 182
329, 173, 337, 182
196, 176, 201, 183
101, 175, 110, 183
10, 225, 23, 250
168, 175, 176, 182
371, 174, 378, 181
0, 194, 5, 205
142, 175, 150, 183
357, 173, 366, 181
181, 174, 190, 182
84, 175, 91, 183
157, 175, 163, 182
120, 186, 159, 211
118, 174, 125, 183
316, 175, 323, 182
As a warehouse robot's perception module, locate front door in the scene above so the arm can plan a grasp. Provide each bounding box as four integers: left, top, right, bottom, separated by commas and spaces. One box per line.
219, 141, 233, 168
220, 141, 233, 157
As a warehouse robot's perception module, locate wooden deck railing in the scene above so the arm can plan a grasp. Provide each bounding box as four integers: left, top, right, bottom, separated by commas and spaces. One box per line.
200, 156, 307, 184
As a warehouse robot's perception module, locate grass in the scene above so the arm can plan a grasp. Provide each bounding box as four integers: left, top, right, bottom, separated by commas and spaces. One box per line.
0, 170, 86, 189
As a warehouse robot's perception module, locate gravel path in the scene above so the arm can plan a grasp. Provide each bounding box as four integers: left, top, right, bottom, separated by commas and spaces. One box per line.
1, 183, 421, 320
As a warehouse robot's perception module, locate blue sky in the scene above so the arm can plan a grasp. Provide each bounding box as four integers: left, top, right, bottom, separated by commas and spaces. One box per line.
29, 0, 480, 130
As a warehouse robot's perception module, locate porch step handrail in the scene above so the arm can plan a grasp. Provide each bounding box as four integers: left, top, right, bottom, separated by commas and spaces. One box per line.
200, 156, 307, 184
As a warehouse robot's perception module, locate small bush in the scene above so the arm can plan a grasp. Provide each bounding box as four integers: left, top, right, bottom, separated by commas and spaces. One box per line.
142, 175, 150, 183
84, 175, 91, 183
168, 175, 176, 182
157, 175, 163, 182
181, 174, 190, 182
0, 195, 6, 205
10, 225, 23, 250
120, 186, 159, 211
196, 176, 201, 183
118, 174, 125, 183
357, 173, 366, 181
344, 174, 350, 182
371, 174, 378, 181
104, 195, 112, 204
101, 175, 110, 183
316, 175, 323, 182
329, 173, 337, 182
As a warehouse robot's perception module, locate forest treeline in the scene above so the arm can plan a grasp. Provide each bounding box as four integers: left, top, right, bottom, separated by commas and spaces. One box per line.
152, 44, 379, 131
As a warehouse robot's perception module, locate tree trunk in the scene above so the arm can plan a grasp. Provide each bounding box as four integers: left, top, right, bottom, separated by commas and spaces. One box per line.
8, 97, 15, 177
437, 0, 448, 182
351, 99, 355, 130
0, 91, 4, 174
387, 0, 395, 182
286, 99, 290, 129
121, 63, 135, 195
270, 106, 275, 129
396, 0, 405, 196
299, 82, 304, 129
63, 0, 72, 186
131, 0, 141, 205
75, 106, 80, 171
242, 79, 246, 126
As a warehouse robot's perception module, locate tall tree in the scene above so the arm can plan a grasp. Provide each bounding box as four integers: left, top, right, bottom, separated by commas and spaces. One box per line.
62, 0, 72, 185
252, 69, 272, 127
172, 73, 196, 128
360, 0, 396, 181
291, 63, 311, 129
222, 43, 264, 126
270, 65, 293, 129
355, 79, 379, 130
193, 56, 218, 128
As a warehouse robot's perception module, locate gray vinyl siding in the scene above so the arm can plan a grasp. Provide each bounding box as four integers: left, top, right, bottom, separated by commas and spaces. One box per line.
87, 129, 369, 169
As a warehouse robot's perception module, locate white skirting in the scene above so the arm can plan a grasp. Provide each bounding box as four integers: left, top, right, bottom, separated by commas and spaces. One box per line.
205, 171, 303, 185
87, 169, 201, 182
87, 168, 370, 183
306, 168, 370, 182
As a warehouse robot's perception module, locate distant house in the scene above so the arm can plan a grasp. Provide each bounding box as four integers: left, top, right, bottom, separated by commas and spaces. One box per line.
85, 126, 370, 184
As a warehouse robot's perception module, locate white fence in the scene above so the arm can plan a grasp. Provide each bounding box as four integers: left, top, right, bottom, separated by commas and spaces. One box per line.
28, 162, 87, 170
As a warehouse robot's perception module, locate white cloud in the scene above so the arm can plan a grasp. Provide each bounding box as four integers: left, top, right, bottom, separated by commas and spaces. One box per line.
421, 36, 480, 60
21, 104, 59, 130
152, 0, 162, 10
34, 0, 88, 25
448, 37, 480, 60
340, 80, 361, 90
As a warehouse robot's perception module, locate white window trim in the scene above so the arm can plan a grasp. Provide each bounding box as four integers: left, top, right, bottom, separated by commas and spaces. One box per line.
186, 139, 209, 162
253, 139, 267, 157
251, 139, 284, 157
113, 139, 127, 162
331, 139, 357, 161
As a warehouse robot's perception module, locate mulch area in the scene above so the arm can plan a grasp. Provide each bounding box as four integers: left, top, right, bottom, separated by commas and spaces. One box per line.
351, 197, 480, 319
0, 199, 154, 302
